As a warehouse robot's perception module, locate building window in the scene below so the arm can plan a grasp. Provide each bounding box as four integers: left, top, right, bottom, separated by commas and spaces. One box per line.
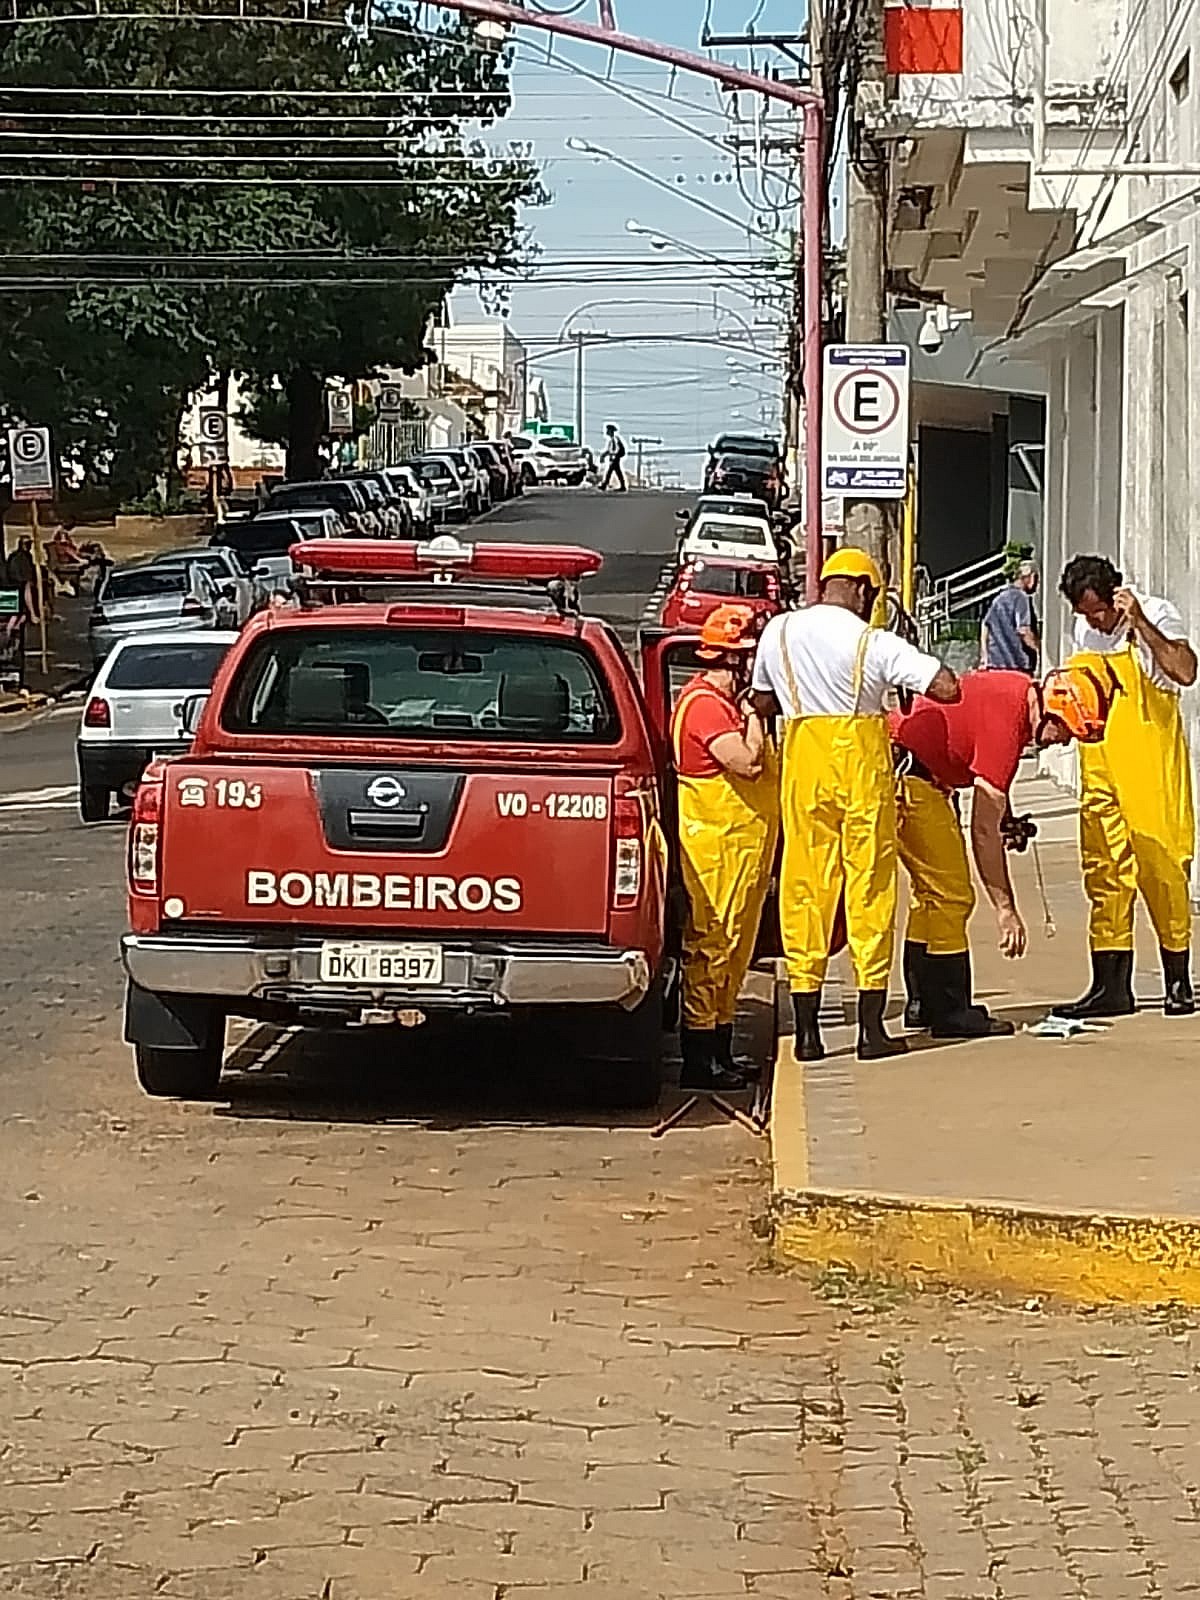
1171, 51, 1190, 102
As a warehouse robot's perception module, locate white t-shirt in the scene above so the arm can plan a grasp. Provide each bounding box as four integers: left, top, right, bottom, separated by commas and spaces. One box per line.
1072, 591, 1188, 694
753, 604, 942, 717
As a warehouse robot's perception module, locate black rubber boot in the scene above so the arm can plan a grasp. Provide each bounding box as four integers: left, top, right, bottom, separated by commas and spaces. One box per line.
857, 990, 907, 1060
1162, 948, 1195, 1017
680, 1027, 745, 1091
903, 940, 928, 1029
714, 1022, 762, 1082
1052, 950, 1136, 1019
924, 952, 1014, 1038
791, 992, 825, 1062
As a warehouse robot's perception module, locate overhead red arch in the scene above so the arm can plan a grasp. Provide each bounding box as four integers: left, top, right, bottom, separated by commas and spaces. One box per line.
435, 0, 826, 598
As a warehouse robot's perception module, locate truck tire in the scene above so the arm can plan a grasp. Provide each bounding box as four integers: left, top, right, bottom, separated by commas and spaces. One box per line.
79, 784, 109, 823
125, 982, 225, 1099
579, 980, 664, 1110
134, 1034, 224, 1100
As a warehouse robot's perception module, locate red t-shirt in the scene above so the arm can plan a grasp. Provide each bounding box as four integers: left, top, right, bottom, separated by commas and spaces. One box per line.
672, 675, 743, 778
889, 670, 1032, 793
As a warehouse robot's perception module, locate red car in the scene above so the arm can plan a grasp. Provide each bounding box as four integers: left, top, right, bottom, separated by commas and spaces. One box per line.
660, 556, 783, 633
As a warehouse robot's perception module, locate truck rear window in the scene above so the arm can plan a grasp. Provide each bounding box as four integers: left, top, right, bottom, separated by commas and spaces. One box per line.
222, 627, 621, 744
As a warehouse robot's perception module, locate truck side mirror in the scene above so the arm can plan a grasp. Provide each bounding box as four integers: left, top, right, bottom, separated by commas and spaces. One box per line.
178, 694, 207, 738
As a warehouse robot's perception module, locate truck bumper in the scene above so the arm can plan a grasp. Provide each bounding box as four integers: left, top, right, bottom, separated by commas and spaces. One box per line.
121, 934, 652, 1011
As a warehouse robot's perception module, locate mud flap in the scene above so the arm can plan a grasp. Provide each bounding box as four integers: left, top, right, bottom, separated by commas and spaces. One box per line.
124, 981, 218, 1052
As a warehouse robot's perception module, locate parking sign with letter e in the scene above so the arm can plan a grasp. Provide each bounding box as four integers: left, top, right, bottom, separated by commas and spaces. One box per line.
198, 408, 229, 467
820, 345, 911, 499
7, 426, 53, 502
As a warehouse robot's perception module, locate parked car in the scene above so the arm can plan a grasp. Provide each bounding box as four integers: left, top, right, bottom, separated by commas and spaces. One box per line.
428, 447, 491, 516
153, 545, 262, 626
660, 556, 783, 633
675, 502, 781, 568
409, 456, 468, 522
90, 561, 228, 669
77, 631, 239, 822
466, 442, 510, 503
212, 508, 342, 592
265, 479, 377, 536
707, 432, 783, 465
345, 471, 410, 539
382, 465, 435, 535
512, 434, 588, 487
494, 437, 523, 495
703, 451, 785, 510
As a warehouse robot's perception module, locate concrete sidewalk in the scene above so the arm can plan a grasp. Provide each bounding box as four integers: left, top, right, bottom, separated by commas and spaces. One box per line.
771, 762, 1200, 1304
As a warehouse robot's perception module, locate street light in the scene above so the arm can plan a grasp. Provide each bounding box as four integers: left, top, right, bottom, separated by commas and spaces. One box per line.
625, 218, 788, 309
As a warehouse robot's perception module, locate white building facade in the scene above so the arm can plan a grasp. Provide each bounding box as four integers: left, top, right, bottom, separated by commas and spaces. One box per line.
885, 0, 1200, 809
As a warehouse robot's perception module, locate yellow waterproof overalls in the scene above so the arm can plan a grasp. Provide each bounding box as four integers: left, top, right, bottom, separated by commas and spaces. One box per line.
898, 777, 975, 955
777, 619, 897, 992
672, 685, 780, 1031
1075, 643, 1195, 954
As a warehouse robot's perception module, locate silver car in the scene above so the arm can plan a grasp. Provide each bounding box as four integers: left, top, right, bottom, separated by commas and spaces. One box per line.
153, 545, 263, 625
77, 630, 239, 821
383, 465, 435, 535
89, 560, 227, 669
410, 456, 467, 521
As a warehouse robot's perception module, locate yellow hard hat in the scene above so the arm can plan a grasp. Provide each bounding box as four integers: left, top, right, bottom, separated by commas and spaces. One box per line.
820, 546, 883, 590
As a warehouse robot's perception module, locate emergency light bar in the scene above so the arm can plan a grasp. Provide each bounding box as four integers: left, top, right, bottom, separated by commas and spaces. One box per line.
290, 535, 603, 583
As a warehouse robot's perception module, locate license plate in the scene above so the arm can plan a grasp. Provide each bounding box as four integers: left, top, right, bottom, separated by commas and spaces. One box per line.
319, 942, 443, 986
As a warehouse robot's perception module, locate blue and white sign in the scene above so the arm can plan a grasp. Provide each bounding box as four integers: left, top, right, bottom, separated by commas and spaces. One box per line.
821, 344, 910, 499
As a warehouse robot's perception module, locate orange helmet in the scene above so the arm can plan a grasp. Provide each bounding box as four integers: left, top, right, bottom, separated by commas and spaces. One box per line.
1040, 663, 1118, 743
697, 603, 758, 657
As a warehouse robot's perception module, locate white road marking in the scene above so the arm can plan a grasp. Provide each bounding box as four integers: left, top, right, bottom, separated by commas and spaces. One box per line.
0, 783, 76, 810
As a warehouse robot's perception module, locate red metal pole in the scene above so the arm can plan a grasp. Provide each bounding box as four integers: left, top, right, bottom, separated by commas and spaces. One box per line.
438, 0, 826, 589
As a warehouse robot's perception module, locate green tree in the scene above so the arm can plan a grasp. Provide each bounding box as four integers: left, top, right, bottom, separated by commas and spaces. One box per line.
0, 3, 539, 489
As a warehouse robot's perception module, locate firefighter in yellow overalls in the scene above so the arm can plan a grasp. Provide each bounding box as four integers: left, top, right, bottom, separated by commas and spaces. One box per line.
1054, 555, 1198, 1018
671, 604, 779, 1091
752, 549, 959, 1062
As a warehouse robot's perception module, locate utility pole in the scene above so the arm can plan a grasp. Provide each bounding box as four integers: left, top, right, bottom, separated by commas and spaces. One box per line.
841, 0, 897, 584
573, 331, 585, 446
631, 435, 662, 487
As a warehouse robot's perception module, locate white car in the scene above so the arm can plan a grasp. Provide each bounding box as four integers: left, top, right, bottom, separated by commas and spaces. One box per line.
383, 465, 436, 535
76, 630, 239, 822
511, 434, 588, 487
676, 499, 781, 567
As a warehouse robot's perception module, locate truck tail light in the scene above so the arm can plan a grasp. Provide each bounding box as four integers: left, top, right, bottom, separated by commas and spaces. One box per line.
129, 775, 164, 896
612, 794, 643, 908
83, 696, 111, 728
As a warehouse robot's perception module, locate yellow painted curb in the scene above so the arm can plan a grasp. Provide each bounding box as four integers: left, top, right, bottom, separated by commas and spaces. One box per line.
772, 1188, 1200, 1306
767, 1002, 1200, 1305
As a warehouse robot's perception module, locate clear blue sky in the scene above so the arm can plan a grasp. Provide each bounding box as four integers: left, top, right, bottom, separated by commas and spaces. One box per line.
452, 1, 807, 485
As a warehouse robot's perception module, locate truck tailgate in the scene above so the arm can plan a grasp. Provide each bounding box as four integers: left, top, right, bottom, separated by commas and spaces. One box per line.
159, 763, 615, 935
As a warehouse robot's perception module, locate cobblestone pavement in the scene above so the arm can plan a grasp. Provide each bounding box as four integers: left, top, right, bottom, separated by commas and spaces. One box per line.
6, 595, 1200, 1597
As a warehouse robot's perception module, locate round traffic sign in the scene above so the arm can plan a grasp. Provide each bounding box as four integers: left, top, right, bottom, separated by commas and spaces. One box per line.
378, 385, 402, 411
831, 367, 902, 437
12, 428, 47, 465
199, 409, 228, 443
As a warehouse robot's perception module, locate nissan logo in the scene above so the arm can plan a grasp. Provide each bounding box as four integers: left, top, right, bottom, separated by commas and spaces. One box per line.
366, 776, 407, 809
